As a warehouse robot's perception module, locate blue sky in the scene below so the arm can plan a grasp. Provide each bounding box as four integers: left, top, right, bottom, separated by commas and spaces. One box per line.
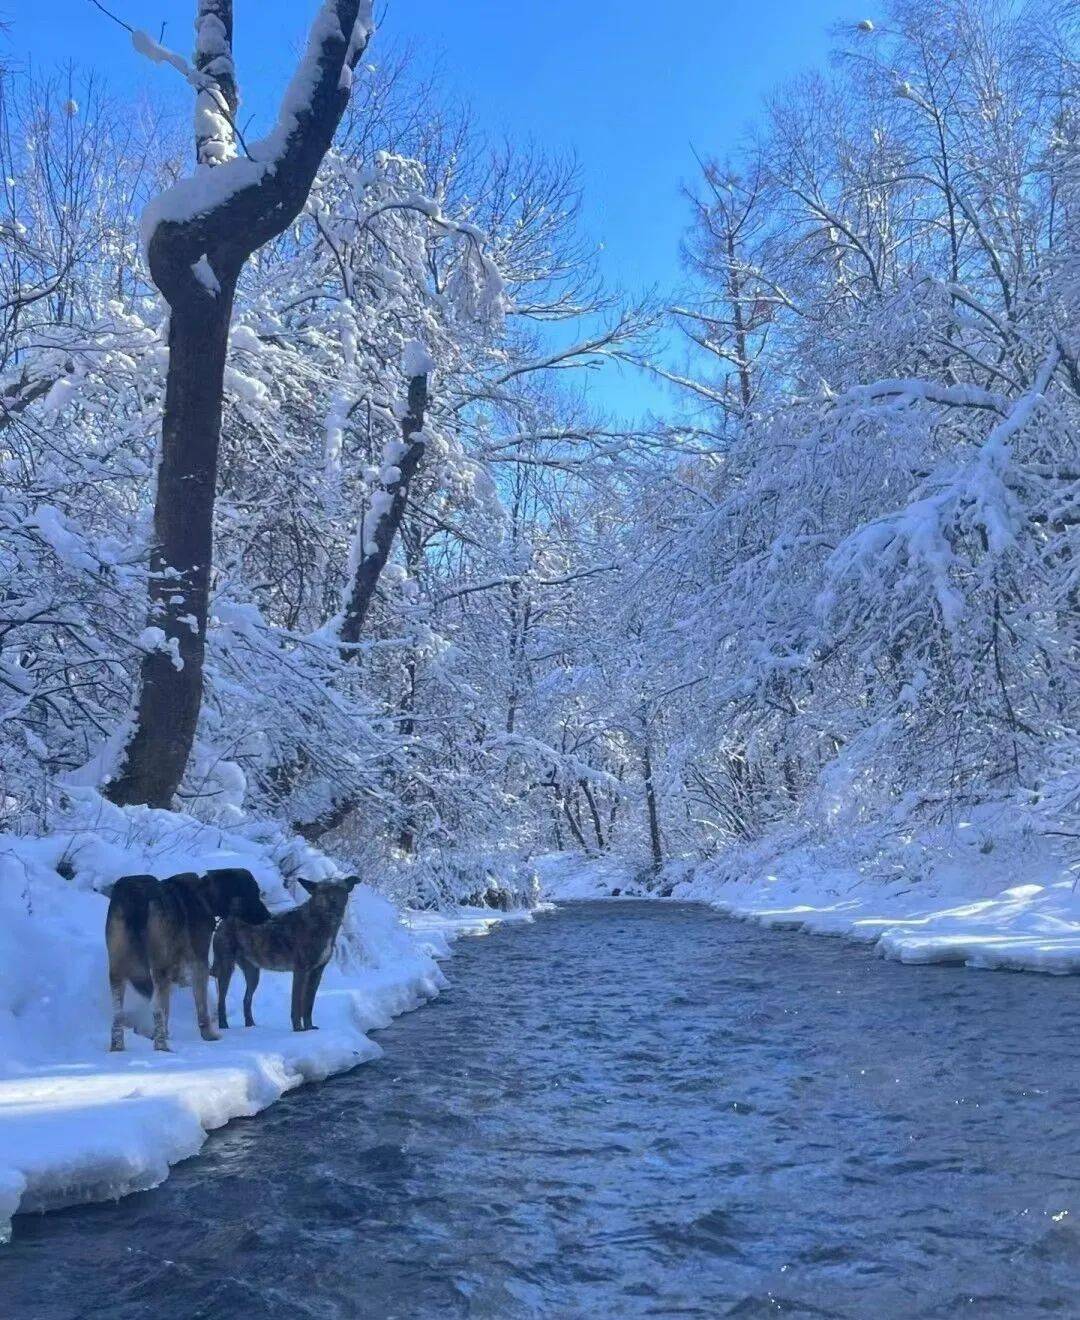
11, 1, 849, 418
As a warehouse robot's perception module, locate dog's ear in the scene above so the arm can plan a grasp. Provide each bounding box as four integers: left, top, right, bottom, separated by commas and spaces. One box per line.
196, 871, 228, 915
342, 875, 361, 892
296, 877, 319, 896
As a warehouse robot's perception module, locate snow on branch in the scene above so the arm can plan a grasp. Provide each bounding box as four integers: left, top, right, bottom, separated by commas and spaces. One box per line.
833, 378, 1011, 415
822, 348, 1062, 631
139, 1, 375, 297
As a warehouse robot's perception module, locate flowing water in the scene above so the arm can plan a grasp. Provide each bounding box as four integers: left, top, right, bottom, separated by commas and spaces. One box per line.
5, 901, 1080, 1318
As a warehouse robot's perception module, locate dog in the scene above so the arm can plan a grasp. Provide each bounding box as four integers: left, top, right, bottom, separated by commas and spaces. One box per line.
107, 868, 271, 1052
212, 876, 360, 1033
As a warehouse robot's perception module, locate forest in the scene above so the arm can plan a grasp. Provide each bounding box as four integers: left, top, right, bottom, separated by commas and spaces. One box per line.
1, 0, 1079, 1299
3, 1, 1077, 908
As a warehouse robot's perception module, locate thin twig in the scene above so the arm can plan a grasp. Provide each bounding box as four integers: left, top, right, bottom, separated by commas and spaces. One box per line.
85, 0, 254, 161
87, 0, 134, 34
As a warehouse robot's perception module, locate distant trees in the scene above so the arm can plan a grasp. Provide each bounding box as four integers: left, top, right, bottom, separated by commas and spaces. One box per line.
618, 0, 1080, 857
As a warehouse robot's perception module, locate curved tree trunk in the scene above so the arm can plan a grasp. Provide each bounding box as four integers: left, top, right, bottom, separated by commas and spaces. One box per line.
107, 283, 235, 807
292, 370, 429, 841
106, 0, 372, 808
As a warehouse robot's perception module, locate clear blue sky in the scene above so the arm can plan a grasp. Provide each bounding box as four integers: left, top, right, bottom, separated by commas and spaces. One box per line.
10, 1, 850, 418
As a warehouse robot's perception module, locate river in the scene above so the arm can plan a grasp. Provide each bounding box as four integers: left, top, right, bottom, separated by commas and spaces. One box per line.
4, 901, 1079, 1317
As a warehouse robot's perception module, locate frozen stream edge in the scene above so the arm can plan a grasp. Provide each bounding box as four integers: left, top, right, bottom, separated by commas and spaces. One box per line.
0, 906, 535, 1243
538, 852, 1080, 976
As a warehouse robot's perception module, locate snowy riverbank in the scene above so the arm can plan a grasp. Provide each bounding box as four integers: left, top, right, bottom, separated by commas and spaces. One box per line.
0, 795, 535, 1242
536, 814, 1080, 976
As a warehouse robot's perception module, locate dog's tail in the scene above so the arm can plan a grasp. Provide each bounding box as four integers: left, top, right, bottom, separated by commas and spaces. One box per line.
130, 974, 153, 999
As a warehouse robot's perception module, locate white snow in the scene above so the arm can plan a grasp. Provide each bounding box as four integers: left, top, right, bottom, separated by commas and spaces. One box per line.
130, 29, 193, 81
534, 852, 639, 900
0, 796, 529, 1242
676, 849, 1080, 975
191, 254, 220, 294
39, 374, 81, 420
223, 365, 269, 405
140, 1, 372, 253
229, 323, 262, 352
136, 626, 183, 670
401, 338, 434, 378
24, 504, 98, 573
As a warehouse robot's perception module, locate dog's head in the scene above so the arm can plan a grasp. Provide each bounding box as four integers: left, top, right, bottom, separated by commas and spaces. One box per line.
296, 875, 360, 916
201, 868, 272, 924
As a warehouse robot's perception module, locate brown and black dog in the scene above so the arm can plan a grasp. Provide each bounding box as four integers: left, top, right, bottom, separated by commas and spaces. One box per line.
213, 876, 359, 1033
107, 869, 271, 1052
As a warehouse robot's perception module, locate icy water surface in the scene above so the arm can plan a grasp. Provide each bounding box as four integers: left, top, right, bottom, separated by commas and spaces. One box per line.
5, 901, 1080, 1318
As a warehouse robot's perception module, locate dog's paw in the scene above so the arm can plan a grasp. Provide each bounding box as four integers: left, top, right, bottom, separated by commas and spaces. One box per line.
200, 1028, 221, 1042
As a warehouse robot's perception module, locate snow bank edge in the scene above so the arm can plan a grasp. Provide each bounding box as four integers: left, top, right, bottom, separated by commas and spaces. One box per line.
1, 907, 523, 1243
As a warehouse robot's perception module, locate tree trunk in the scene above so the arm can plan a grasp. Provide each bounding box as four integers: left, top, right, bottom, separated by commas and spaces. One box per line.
580, 778, 606, 851
726, 225, 753, 414
106, 0, 372, 808
340, 372, 428, 650
641, 728, 663, 871
396, 656, 418, 854
551, 801, 564, 851
560, 791, 590, 853
108, 284, 235, 807
291, 371, 429, 841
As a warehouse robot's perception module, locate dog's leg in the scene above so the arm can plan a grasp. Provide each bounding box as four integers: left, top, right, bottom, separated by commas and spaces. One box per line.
242, 961, 260, 1028
303, 963, 326, 1030
290, 969, 308, 1032
215, 953, 233, 1030
108, 968, 126, 1052
151, 975, 173, 1052
193, 961, 220, 1042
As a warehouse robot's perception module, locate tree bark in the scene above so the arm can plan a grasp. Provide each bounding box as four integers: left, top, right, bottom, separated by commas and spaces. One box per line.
560, 789, 590, 853
107, 279, 236, 807
340, 372, 428, 651
641, 724, 663, 871
291, 371, 429, 838
395, 655, 418, 855
580, 778, 606, 851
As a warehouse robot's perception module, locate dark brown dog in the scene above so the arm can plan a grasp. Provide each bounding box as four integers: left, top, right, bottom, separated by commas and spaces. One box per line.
107, 868, 271, 1052
213, 877, 359, 1033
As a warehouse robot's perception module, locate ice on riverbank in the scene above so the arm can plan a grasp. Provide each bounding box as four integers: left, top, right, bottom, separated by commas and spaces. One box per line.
536, 813, 1080, 976
0, 794, 528, 1242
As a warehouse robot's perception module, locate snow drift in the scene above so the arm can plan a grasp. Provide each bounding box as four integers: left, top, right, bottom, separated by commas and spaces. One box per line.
537, 811, 1080, 976
0, 792, 523, 1243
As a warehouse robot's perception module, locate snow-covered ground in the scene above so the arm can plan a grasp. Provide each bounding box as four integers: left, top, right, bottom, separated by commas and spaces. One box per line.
536, 812, 1080, 976
0, 793, 535, 1243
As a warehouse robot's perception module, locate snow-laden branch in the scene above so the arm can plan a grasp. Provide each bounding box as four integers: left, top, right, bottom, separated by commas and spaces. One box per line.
822, 348, 1062, 630
339, 348, 430, 652
834, 378, 1011, 415
140, 1, 374, 301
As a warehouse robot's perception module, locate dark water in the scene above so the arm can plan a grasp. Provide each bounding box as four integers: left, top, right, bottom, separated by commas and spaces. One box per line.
5, 902, 1080, 1319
